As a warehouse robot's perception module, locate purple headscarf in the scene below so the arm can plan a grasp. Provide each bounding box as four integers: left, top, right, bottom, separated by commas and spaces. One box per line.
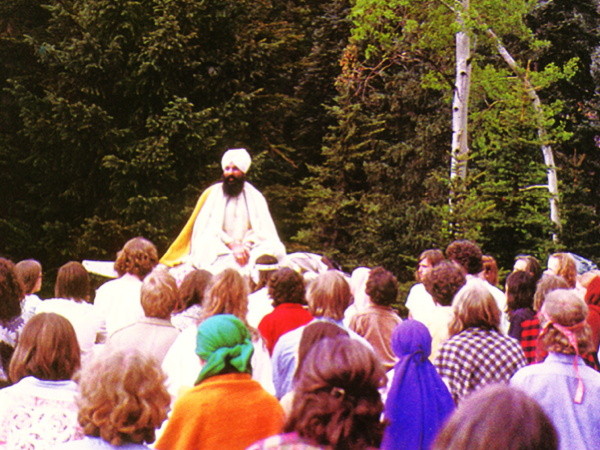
381, 320, 455, 450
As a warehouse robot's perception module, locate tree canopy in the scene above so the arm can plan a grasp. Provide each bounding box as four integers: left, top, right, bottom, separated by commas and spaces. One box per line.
1, 0, 598, 284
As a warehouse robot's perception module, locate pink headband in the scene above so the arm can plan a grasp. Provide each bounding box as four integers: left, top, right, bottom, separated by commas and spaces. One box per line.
539, 311, 586, 403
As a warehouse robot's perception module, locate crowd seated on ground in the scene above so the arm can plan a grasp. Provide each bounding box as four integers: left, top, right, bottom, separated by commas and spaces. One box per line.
1, 237, 600, 449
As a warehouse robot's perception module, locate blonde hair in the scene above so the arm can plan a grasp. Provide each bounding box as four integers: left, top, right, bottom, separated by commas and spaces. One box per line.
114, 237, 158, 280
77, 348, 170, 445
141, 268, 179, 319
449, 280, 500, 336
548, 253, 577, 289
539, 289, 593, 355
200, 268, 250, 327
307, 271, 352, 321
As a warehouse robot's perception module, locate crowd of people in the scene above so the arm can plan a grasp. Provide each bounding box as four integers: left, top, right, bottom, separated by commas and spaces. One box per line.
1, 150, 600, 449
1, 238, 599, 449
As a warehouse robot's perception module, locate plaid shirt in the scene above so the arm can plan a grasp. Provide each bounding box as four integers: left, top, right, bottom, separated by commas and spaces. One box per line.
520, 316, 541, 364
434, 327, 527, 403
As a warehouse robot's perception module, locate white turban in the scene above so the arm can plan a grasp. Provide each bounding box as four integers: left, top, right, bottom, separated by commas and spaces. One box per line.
221, 148, 251, 173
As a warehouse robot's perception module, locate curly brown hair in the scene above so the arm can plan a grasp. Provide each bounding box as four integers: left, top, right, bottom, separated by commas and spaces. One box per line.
76, 348, 170, 446
445, 240, 483, 275
286, 336, 385, 448
0, 258, 23, 320
423, 260, 466, 307
114, 237, 158, 280
365, 267, 398, 307
268, 268, 305, 306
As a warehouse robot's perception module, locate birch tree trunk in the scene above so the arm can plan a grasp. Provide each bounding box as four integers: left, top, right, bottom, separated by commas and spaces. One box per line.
450, 0, 471, 183
486, 28, 562, 240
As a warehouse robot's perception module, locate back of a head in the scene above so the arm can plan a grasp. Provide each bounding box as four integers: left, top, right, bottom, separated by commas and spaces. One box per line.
533, 273, 569, 312
423, 260, 466, 307
55, 261, 91, 302
307, 271, 351, 321
295, 322, 349, 381
254, 254, 279, 290
514, 255, 543, 283
445, 240, 483, 275
365, 266, 398, 307
288, 336, 384, 448
114, 237, 158, 280
540, 289, 593, 355
15, 259, 42, 295
506, 270, 536, 312
549, 252, 577, 288
141, 268, 179, 319
449, 279, 500, 335
195, 314, 254, 384
178, 269, 212, 312
77, 348, 170, 446
482, 255, 498, 286
433, 384, 557, 450
268, 267, 306, 306
203, 268, 249, 320
9, 312, 80, 383
0, 257, 23, 320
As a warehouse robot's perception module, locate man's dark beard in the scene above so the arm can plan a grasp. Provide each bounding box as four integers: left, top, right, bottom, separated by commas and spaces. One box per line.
222, 174, 246, 197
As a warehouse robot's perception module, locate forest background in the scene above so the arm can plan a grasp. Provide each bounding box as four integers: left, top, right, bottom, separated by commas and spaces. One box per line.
1, 0, 599, 296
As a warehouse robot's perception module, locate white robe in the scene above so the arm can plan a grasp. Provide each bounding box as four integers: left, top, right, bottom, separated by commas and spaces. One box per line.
188, 182, 285, 272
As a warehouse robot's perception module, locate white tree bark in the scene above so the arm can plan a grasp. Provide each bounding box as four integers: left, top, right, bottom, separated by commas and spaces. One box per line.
450, 0, 471, 183
486, 28, 561, 239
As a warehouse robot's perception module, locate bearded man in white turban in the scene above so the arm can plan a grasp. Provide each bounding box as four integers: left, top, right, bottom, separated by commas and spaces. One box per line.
161, 148, 285, 274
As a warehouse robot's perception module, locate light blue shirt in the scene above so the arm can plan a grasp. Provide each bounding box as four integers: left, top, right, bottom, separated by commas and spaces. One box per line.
511, 353, 600, 450
271, 318, 372, 399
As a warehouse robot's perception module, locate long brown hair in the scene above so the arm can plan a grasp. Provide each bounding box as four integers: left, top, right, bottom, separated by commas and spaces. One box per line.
433, 384, 557, 450
54, 261, 91, 302
0, 258, 23, 320
200, 269, 253, 333
286, 336, 385, 448
9, 312, 81, 382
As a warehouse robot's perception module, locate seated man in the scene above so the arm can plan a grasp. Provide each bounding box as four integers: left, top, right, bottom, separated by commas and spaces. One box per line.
161, 148, 285, 274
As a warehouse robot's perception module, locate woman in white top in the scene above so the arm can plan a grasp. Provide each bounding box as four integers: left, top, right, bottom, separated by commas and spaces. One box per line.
0, 312, 82, 448
94, 237, 159, 339
36, 261, 102, 363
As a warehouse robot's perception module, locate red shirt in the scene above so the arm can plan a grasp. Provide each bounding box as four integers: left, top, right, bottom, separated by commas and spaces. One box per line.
258, 303, 313, 354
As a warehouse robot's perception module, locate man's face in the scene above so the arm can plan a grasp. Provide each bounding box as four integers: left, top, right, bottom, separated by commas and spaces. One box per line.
417, 258, 433, 281
223, 163, 244, 182
222, 163, 245, 197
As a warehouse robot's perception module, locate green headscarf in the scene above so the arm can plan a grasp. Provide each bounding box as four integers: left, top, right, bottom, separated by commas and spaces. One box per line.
195, 314, 254, 384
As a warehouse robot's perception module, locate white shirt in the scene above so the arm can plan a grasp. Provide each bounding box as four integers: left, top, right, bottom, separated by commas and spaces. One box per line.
405, 283, 437, 323
94, 273, 144, 339
36, 298, 102, 361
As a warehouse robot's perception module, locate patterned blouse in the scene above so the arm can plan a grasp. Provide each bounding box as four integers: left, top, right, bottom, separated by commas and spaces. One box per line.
434, 327, 527, 403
